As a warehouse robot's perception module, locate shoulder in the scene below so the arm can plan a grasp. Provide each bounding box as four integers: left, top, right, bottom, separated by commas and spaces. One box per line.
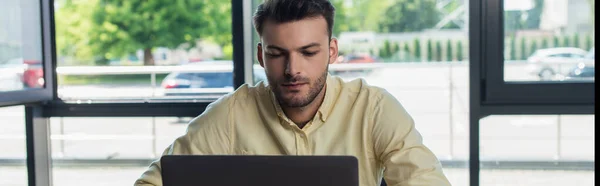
186, 82, 267, 133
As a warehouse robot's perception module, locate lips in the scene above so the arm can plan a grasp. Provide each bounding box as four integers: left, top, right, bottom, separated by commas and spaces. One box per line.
281, 82, 307, 89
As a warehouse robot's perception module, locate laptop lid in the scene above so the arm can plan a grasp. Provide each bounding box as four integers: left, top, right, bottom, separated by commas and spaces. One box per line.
160, 155, 359, 186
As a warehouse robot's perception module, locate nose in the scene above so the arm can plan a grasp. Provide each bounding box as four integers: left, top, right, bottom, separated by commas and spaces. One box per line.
285, 53, 302, 76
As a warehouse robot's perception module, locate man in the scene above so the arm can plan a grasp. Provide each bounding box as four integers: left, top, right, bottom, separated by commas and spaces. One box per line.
135, 0, 450, 185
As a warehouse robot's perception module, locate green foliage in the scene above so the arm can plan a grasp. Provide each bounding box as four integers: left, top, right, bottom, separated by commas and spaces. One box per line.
563, 35, 571, 47
56, 0, 232, 66
426, 39, 433, 61
378, 0, 439, 32
520, 37, 527, 60
584, 34, 593, 50
456, 40, 464, 61
402, 42, 411, 62
573, 34, 580, 48
446, 40, 453, 61
553, 36, 560, 47
413, 39, 421, 61
509, 36, 516, 60
435, 40, 442, 61
530, 40, 538, 56
541, 37, 549, 49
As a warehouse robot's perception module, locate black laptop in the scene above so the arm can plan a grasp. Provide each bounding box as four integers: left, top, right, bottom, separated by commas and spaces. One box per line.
160, 155, 359, 186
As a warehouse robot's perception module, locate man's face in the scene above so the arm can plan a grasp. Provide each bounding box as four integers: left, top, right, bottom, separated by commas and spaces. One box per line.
257, 17, 338, 108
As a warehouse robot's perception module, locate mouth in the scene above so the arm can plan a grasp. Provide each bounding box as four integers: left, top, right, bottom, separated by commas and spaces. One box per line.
281, 82, 307, 89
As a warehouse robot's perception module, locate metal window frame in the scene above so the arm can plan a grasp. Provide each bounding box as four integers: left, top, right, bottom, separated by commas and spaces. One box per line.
470, 0, 595, 186
34, 0, 249, 118
481, 0, 595, 108
0, 0, 55, 107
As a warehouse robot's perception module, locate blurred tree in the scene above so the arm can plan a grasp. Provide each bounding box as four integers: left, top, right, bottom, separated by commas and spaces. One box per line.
426, 39, 433, 61
55, 0, 102, 65
563, 35, 571, 47
573, 34, 580, 48
378, 0, 439, 32
509, 36, 516, 60
520, 37, 527, 60
435, 40, 442, 61
403, 42, 411, 62
446, 39, 453, 61
584, 34, 593, 50
456, 40, 464, 61
553, 36, 560, 47
340, 0, 393, 32
81, 0, 232, 65
541, 37, 549, 49
530, 40, 538, 56
413, 39, 421, 62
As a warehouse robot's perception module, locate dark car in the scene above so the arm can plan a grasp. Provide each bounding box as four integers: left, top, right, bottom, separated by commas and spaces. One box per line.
160, 63, 267, 98
562, 63, 594, 81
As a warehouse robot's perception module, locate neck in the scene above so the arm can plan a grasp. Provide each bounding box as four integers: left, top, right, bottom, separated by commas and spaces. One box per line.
281, 84, 327, 128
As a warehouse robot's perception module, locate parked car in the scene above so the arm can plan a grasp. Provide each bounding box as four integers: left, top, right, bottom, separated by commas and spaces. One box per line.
561, 62, 595, 81
159, 62, 267, 97
22, 59, 44, 88
526, 47, 590, 80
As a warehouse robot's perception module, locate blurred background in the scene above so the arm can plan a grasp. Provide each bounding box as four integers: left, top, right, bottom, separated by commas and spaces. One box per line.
0, 0, 594, 185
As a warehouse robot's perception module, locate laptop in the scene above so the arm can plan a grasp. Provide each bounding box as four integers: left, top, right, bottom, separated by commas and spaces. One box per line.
161, 155, 359, 186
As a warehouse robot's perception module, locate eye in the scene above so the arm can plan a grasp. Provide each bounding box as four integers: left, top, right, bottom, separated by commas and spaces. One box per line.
302, 51, 318, 57
265, 53, 282, 58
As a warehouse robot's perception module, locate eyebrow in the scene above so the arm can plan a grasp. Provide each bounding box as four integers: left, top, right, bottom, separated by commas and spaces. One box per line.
266, 42, 321, 52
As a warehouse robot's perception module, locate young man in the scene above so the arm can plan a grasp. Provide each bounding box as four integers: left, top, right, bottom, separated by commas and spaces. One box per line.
135, 0, 450, 185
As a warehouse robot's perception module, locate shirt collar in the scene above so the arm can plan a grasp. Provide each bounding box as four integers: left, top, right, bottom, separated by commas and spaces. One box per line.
268, 74, 339, 123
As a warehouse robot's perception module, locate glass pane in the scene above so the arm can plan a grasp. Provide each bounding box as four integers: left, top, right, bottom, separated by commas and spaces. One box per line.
251, 0, 469, 185
480, 115, 595, 186
503, 0, 595, 82
49, 117, 188, 185
0, 0, 44, 92
0, 106, 28, 186
54, 1, 233, 101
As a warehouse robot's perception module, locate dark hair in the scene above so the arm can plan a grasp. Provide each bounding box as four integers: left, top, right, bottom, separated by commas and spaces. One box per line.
253, 0, 336, 39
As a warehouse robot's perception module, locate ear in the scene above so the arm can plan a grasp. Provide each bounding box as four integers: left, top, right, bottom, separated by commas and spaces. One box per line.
257, 43, 265, 68
328, 38, 339, 64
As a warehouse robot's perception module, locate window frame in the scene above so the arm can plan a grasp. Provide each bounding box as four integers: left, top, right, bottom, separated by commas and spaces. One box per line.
0, 0, 55, 107
481, 0, 595, 108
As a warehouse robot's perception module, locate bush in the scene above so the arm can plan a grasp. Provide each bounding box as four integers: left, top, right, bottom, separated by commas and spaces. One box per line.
403, 42, 411, 62
541, 37, 549, 49
584, 34, 593, 50
446, 40, 453, 61
456, 40, 464, 61
520, 37, 527, 60
509, 36, 516, 60
414, 39, 421, 62
426, 39, 433, 61
435, 40, 442, 61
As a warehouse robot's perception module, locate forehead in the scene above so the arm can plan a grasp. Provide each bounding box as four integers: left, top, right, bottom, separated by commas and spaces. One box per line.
261, 17, 329, 48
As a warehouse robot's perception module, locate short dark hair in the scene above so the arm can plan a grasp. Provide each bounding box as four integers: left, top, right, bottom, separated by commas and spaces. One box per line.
253, 0, 336, 39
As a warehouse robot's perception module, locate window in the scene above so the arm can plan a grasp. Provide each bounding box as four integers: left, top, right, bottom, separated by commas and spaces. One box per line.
479, 115, 594, 186
54, 0, 234, 101
503, 0, 594, 82
0, 0, 53, 106
479, 0, 594, 106
47, 117, 187, 185
0, 106, 28, 186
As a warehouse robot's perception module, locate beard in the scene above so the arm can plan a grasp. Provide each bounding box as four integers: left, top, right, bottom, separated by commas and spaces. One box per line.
269, 65, 328, 108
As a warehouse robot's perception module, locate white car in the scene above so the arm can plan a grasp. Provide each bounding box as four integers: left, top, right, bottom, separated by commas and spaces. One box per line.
526, 47, 591, 80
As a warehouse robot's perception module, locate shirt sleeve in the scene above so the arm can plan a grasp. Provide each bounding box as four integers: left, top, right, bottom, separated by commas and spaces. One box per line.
134, 95, 233, 186
372, 90, 451, 186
